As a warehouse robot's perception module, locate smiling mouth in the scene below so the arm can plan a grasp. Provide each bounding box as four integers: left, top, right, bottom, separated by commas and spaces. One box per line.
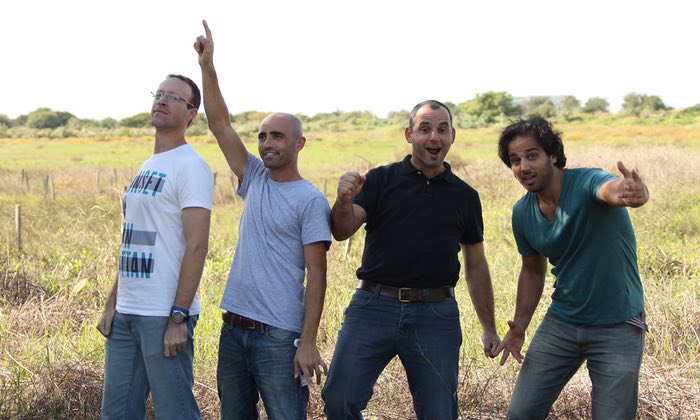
426, 147, 441, 156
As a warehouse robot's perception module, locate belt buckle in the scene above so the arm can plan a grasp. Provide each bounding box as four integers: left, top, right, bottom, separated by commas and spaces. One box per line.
398, 288, 413, 302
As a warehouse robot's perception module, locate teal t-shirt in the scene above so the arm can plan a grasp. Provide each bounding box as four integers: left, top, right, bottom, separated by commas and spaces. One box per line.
512, 168, 645, 325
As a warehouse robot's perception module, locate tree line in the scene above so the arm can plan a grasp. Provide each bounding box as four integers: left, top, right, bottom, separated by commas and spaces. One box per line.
1, 91, 699, 139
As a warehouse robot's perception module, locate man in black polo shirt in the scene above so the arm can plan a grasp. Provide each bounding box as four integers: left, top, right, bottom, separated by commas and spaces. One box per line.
322, 100, 500, 419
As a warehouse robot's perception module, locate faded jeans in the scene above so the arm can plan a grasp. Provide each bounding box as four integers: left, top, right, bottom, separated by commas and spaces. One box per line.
507, 313, 645, 420
101, 312, 200, 420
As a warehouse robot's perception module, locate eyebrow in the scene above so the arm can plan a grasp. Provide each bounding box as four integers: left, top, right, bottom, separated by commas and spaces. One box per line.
509, 147, 540, 157
259, 130, 285, 137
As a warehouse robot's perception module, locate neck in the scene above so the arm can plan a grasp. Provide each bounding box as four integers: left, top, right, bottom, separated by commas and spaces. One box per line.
268, 165, 303, 182
154, 129, 187, 154
410, 157, 445, 178
536, 167, 564, 205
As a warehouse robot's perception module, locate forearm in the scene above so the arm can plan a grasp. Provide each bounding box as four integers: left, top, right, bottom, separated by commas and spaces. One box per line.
105, 274, 119, 309
330, 200, 359, 241
512, 271, 546, 331
200, 62, 232, 132
172, 244, 208, 310
299, 268, 326, 346
465, 262, 497, 333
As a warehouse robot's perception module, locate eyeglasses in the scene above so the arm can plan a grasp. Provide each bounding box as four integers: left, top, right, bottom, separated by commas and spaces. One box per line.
151, 91, 195, 109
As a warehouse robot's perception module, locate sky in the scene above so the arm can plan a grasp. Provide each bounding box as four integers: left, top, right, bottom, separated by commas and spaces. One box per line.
1, 0, 698, 120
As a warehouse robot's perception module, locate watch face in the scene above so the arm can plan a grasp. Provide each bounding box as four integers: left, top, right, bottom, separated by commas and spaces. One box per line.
170, 310, 186, 324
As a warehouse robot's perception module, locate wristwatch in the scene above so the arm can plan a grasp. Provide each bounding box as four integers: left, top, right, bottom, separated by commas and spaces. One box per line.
170, 307, 189, 324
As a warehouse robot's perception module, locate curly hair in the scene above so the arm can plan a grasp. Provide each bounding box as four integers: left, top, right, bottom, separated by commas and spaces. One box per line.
497, 115, 566, 168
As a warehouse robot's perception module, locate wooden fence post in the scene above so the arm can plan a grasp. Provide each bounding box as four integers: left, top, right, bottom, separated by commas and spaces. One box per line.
49, 174, 55, 200
21, 169, 30, 192
343, 236, 353, 259
15, 204, 22, 252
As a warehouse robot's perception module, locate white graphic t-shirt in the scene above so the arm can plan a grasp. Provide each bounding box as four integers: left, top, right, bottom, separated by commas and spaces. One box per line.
116, 144, 213, 316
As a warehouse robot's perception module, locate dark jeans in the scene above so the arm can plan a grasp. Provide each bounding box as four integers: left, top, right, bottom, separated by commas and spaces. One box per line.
217, 322, 308, 420
322, 288, 462, 420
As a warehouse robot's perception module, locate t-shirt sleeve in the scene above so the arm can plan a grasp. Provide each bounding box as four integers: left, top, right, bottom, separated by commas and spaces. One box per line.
178, 156, 214, 210
238, 152, 265, 199
583, 168, 616, 202
301, 195, 332, 247
512, 202, 538, 256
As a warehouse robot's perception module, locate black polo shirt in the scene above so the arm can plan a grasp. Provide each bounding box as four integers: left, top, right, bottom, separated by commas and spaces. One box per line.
354, 155, 484, 288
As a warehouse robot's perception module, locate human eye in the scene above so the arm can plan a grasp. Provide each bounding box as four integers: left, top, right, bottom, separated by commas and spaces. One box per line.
165, 93, 181, 102
152, 91, 164, 100
527, 153, 538, 160
258, 133, 266, 142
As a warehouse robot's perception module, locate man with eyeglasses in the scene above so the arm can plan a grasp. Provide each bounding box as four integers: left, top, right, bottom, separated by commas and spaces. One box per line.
194, 21, 331, 419
97, 74, 213, 419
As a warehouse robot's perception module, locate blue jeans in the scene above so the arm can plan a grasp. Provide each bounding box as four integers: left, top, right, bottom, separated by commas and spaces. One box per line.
322, 289, 463, 420
217, 320, 308, 420
507, 313, 645, 420
101, 312, 200, 420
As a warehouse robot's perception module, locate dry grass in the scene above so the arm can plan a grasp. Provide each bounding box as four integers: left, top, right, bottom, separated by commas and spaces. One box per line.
1, 125, 700, 419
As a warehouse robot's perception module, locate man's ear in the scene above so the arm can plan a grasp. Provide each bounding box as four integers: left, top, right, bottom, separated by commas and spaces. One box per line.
405, 126, 412, 143
296, 135, 306, 152
187, 109, 198, 127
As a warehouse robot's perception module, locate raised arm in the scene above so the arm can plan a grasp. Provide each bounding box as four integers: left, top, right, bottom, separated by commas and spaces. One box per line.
598, 161, 649, 208
461, 242, 500, 357
330, 172, 367, 241
163, 206, 211, 357
294, 241, 329, 385
495, 254, 547, 365
194, 20, 248, 180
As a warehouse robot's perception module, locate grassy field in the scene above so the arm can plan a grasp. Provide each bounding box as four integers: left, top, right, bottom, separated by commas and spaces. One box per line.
1, 123, 699, 419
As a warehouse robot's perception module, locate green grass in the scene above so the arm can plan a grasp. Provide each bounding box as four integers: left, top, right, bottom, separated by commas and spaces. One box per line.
1, 123, 700, 418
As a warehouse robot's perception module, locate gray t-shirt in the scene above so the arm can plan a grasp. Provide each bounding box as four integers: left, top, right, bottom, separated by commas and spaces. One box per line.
220, 153, 331, 332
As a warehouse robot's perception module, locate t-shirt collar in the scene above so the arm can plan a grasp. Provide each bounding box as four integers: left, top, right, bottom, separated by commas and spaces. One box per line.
400, 154, 456, 183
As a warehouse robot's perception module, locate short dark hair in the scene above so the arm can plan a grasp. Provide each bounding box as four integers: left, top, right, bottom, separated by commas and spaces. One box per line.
409, 100, 453, 129
167, 74, 201, 110
498, 115, 567, 168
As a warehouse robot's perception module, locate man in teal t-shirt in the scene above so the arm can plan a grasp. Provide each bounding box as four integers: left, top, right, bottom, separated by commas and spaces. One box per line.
494, 115, 649, 419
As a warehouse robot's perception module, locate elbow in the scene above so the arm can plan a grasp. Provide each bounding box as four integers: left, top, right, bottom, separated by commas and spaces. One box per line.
331, 229, 351, 242
188, 241, 209, 259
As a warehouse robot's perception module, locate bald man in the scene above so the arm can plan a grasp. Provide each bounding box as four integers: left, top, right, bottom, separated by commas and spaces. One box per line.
195, 21, 331, 419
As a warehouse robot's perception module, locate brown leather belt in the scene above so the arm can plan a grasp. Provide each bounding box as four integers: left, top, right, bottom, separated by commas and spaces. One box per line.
222, 312, 263, 329
356, 279, 454, 303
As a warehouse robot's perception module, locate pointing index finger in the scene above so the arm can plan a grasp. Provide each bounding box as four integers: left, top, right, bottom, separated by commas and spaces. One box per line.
202, 19, 212, 39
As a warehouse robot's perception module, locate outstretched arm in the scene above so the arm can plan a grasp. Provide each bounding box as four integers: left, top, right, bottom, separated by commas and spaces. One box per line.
494, 254, 547, 365
461, 242, 500, 357
598, 161, 649, 208
194, 20, 248, 180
